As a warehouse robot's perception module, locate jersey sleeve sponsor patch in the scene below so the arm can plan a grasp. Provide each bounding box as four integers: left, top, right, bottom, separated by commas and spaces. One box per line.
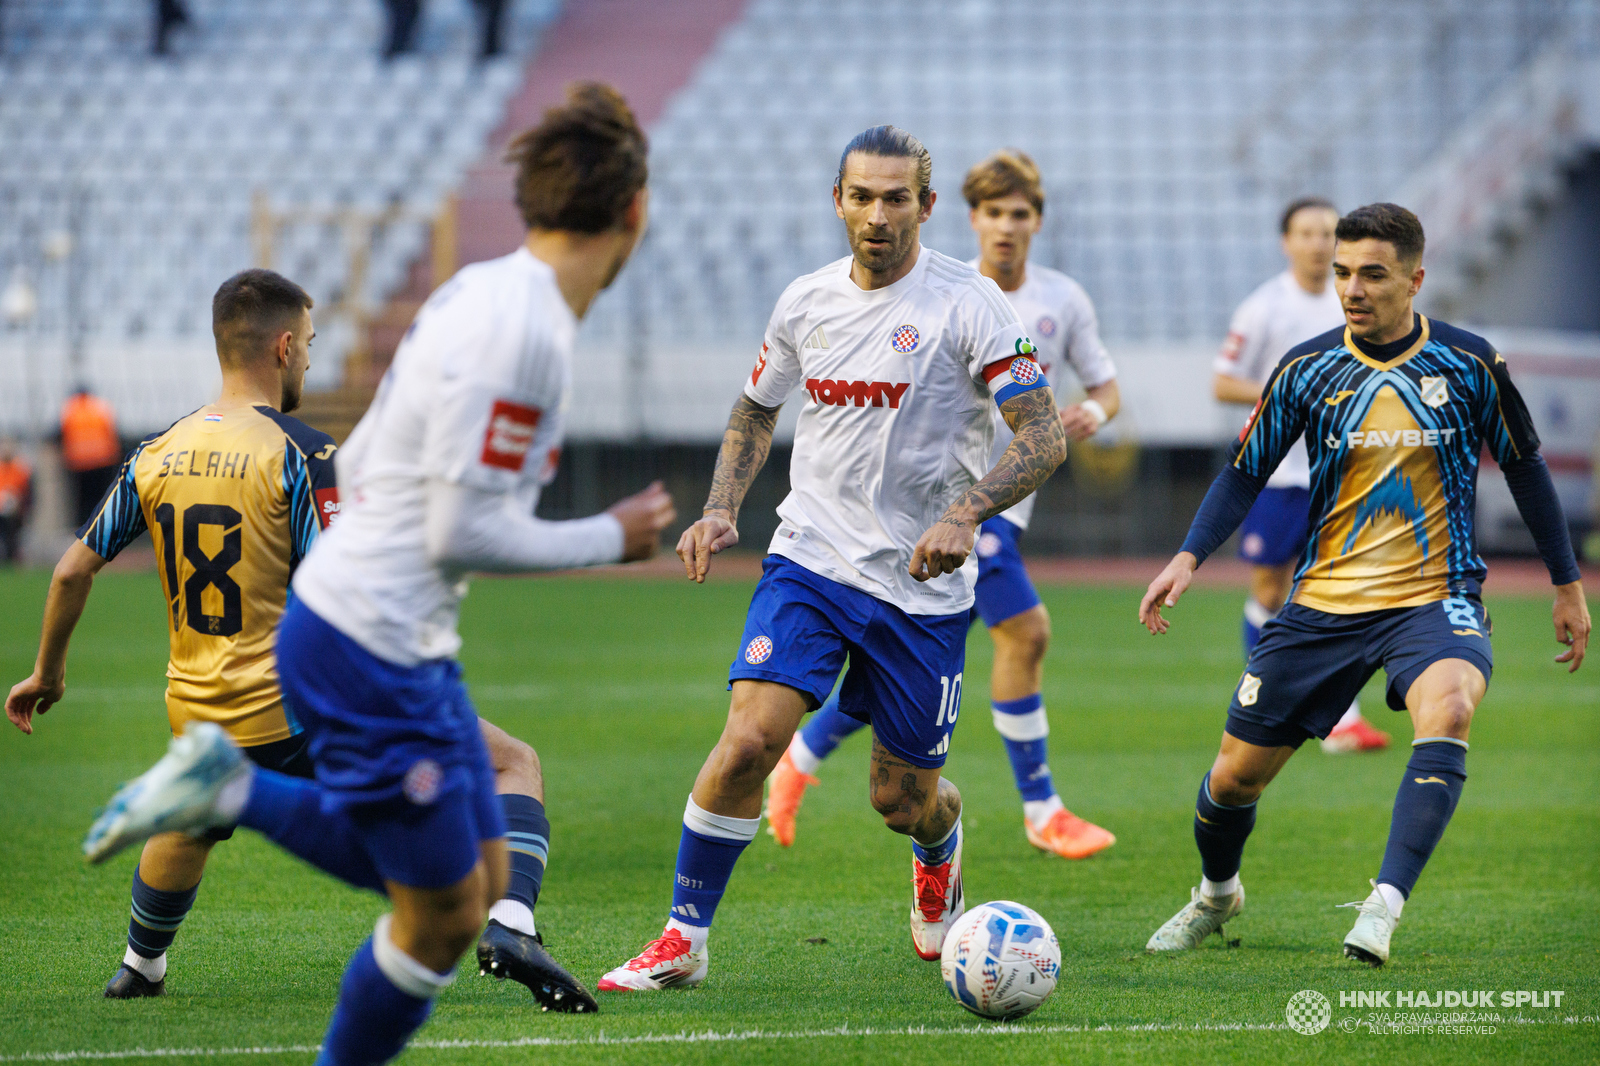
982, 351, 1049, 406
751, 342, 769, 386
480, 399, 542, 472
314, 486, 340, 528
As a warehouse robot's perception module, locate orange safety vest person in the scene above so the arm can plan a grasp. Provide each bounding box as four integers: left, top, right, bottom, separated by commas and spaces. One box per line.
60, 393, 121, 472
0, 455, 30, 516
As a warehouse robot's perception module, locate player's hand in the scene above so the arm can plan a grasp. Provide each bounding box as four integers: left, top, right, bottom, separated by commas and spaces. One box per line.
607, 481, 677, 563
1139, 551, 1198, 635
5, 673, 64, 735
1552, 580, 1590, 673
909, 511, 977, 582
1060, 404, 1102, 442
676, 510, 738, 583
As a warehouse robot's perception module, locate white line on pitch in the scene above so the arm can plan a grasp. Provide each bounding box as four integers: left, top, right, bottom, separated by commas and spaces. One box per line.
2, 1018, 1587, 1062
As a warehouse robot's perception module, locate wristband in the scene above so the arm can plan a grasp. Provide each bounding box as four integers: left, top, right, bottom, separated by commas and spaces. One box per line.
1079, 399, 1108, 428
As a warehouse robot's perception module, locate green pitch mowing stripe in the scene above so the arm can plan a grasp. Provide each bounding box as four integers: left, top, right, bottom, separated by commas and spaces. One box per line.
0, 568, 1595, 1065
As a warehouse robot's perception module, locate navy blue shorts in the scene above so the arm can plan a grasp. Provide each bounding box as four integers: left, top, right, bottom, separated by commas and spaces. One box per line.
1225, 596, 1494, 749
972, 518, 1042, 628
277, 596, 505, 889
729, 555, 970, 768
1237, 486, 1311, 567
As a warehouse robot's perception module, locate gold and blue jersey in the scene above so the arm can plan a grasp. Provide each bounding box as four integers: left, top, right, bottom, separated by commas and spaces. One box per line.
79, 405, 338, 745
1233, 315, 1539, 614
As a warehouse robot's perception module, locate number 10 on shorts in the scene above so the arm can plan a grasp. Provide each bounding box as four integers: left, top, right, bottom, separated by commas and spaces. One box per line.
936, 673, 963, 726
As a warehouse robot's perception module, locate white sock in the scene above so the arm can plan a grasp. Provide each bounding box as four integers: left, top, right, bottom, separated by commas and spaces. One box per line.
788, 734, 822, 776
214, 766, 254, 824
123, 946, 166, 982
1024, 795, 1064, 828
488, 898, 536, 937
1335, 702, 1363, 730
1377, 882, 1406, 920
1243, 597, 1277, 629
1200, 874, 1240, 899
665, 916, 708, 952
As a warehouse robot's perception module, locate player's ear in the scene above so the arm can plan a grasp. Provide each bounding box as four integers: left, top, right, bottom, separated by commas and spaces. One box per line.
1408, 264, 1425, 298
918, 188, 936, 224
621, 185, 649, 238
833, 182, 846, 221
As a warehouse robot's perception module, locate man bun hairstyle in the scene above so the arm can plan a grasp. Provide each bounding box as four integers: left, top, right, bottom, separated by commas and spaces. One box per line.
506, 81, 648, 233
962, 149, 1044, 214
1335, 202, 1425, 266
1279, 195, 1337, 234
212, 268, 312, 366
836, 125, 933, 206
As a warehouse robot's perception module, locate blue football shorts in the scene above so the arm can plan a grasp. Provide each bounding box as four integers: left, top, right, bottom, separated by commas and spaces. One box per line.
1224, 595, 1494, 749
277, 596, 505, 889
1237, 486, 1312, 567
972, 518, 1043, 628
728, 555, 971, 769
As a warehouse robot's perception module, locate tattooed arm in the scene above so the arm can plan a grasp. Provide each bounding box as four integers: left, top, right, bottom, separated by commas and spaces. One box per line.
676, 394, 783, 583
908, 386, 1068, 582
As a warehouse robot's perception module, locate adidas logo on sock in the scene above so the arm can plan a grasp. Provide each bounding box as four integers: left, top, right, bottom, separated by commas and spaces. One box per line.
672, 903, 701, 920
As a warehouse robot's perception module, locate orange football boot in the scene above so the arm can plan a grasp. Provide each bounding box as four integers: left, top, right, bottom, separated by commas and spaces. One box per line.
1026, 808, 1116, 859
764, 749, 819, 848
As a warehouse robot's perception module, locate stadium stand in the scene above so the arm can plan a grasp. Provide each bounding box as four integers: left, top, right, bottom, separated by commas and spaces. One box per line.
567, 0, 1598, 441
0, 0, 561, 436
1, 0, 1596, 457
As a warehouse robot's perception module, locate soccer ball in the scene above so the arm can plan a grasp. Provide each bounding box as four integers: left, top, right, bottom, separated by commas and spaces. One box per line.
940, 901, 1060, 1020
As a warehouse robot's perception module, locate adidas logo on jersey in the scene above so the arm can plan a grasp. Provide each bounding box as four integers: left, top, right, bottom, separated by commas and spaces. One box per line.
804, 378, 911, 409
802, 327, 830, 350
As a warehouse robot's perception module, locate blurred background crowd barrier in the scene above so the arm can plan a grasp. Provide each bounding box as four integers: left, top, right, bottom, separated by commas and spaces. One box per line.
2, 0, 1597, 562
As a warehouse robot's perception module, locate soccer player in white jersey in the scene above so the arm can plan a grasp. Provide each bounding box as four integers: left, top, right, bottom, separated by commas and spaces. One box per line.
1216, 197, 1389, 754
598, 126, 1067, 992
81, 84, 675, 1065
769, 150, 1117, 859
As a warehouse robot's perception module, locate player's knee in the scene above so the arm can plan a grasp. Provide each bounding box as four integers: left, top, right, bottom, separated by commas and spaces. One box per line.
1423, 691, 1475, 737
1207, 765, 1266, 806
994, 609, 1050, 667
714, 730, 781, 791
499, 735, 541, 782
874, 797, 922, 834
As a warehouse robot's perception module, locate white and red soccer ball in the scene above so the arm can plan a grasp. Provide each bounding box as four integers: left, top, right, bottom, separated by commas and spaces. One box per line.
940, 900, 1060, 1020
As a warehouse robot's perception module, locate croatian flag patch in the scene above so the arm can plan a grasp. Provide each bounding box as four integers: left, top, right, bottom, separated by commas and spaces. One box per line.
203, 413, 224, 422
982, 346, 1048, 405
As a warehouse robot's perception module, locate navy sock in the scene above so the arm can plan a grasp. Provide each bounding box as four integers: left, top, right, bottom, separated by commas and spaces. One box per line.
991, 694, 1054, 802
1194, 772, 1256, 882
1377, 740, 1467, 898
239, 769, 386, 893
500, 794, 549, 914
127, 867, 199, 959
798, 692, 865, 761
668, 800, 757, 928
318, 937, 433, 1066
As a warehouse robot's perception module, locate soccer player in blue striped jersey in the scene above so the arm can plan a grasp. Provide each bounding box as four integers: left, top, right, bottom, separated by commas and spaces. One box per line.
1139, 203, 1589, 966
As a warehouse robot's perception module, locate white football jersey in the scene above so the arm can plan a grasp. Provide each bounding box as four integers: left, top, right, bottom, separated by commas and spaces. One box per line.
746, 248, 1037, 615
971, 262, 1116, 530
1216, 270, 1343, 489
293, 248, 577, 665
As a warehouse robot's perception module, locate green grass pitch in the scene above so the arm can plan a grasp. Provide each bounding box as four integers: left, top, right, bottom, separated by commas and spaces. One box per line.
0, 565, 1596, 1065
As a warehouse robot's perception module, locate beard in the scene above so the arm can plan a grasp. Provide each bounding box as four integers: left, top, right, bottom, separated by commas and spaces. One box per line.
848, 221, 916, 277
280, 374, 303, 414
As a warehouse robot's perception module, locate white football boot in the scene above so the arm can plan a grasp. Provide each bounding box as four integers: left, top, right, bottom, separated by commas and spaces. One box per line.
1340, 880, 1397, 967
1145, 883, 1245, 951
596, 925, 709, 991
84, 721, 249, 864
909, 823, 965, 960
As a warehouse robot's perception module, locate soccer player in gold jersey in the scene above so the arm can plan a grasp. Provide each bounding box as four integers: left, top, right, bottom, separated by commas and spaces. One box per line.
6, 269, 337, 997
